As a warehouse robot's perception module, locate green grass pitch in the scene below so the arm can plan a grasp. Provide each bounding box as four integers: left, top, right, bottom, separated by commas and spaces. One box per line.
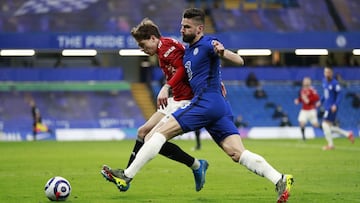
0, 138, 359, 203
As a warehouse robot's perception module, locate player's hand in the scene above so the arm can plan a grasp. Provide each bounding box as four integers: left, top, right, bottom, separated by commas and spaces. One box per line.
157, 84, 170, 109
212, 40, 225, 56
294, 99, 299, 105
331, 104, 337, 112
316, 101, 321, 108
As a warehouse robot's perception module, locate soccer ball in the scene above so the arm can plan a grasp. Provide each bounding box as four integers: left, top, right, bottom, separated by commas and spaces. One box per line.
44, 176, 71, 201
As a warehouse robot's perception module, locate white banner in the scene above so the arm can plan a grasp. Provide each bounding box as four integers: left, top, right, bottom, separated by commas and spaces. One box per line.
56, 128, 126, 141
248, 127, 315, 139
174, 130, 212, 140
52, 127, 316, 141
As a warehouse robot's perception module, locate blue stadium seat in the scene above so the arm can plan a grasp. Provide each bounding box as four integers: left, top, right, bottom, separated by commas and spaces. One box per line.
150, 81, 359, 128
332, 0, 360, 31
212, 0, 337, 32
0, 91, 146, 132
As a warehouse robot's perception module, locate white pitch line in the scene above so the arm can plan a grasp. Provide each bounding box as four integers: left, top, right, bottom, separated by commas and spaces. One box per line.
265, 141, 360, 152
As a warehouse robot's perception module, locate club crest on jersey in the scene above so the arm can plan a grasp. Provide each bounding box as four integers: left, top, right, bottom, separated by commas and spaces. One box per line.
193, 48, 199, 55
336, 84, 341, 91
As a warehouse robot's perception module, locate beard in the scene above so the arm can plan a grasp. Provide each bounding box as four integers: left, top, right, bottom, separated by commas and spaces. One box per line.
182, 33, 196, 43
325, 75, 332, 81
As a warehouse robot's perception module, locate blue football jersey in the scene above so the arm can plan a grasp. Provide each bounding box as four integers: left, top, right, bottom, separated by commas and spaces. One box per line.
183, 36, 222, 95
321, 77, 342, 110
172, 36, 239, 143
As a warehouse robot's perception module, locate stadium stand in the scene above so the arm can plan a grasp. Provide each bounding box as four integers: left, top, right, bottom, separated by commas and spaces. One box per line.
150, 80, 360, 129
1, 0, 359, 33
0, 90, 146, 131
211, 0, 337, 32
0, 68, 146, 139
0, 0, 174, 32
0, 0, 359, 140
0, 0, 187, 33
331, 0, 360, 31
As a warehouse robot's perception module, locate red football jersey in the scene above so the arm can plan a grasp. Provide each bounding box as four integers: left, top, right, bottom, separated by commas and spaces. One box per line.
157, 37, 193, 101
298, 86, 319, 110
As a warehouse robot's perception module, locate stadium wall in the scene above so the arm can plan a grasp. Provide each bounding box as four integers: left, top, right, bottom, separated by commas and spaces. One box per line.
0, 67, 123, 81
1, 32, 360, 50
1, 67, 358, 141
153, 67, 360, 81
2, 127, 355, 141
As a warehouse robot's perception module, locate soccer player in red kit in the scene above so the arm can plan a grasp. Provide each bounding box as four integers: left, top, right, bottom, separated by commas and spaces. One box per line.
101, 18, 208, 192
294, 77, 320, 140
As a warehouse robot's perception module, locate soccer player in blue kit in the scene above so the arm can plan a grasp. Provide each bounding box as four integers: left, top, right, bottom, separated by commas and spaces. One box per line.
317, 66, 354, 150
107, 8, 294, 202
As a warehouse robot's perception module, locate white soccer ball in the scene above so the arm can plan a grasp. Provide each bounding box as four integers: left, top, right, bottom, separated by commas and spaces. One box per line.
44, 176, 71, 201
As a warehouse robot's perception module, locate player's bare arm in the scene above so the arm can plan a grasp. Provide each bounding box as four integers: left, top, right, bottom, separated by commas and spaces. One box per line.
331, 104, 337, 112
157, 64, 176, 109
157, 83, 170, 109
212, 40, 244, 66
316, 101, 321, 108
221, 81, 227, 97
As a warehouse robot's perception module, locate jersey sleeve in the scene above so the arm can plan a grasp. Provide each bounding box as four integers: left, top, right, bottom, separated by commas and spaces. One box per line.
334, 82, 342, 106
208, 38, 219, 57
297, 89, 302, 103
166, 46, 186, 88
320, 80, 325, 105
310, 89, 320, 103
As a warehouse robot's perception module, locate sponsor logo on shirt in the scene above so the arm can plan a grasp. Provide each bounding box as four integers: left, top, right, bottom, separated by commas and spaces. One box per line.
164, 46, 175, 57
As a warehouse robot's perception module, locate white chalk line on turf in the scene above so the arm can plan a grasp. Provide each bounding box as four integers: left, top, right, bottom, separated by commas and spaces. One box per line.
270, 142, 360, 152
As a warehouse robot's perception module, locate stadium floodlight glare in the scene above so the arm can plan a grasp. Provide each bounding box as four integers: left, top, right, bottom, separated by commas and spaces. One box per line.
295, 49, 328, 55
62, 49, 97, 56
119, 49, 148, 56
237, 49, 272, 56
0, 49, 35, 56
352, 49, 360, 55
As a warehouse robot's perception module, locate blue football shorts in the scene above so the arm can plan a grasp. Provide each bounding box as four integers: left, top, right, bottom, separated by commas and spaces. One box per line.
323, 109, 337, 123
172, 91, 239, 144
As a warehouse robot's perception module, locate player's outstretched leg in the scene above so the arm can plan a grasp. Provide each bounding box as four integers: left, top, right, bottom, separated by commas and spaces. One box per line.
101, 165, 132, 192
275, 174, 294, 203
192, 159, 209, 192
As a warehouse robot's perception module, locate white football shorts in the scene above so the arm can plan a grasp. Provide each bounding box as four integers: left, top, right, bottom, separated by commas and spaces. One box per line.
157, 97, 191, 115
298, 109, 318, 125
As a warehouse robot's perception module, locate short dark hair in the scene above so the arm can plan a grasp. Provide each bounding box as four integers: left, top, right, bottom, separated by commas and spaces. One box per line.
182, 8, 205, 24
325, 66, 333, 71
131, 18, 161, 41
